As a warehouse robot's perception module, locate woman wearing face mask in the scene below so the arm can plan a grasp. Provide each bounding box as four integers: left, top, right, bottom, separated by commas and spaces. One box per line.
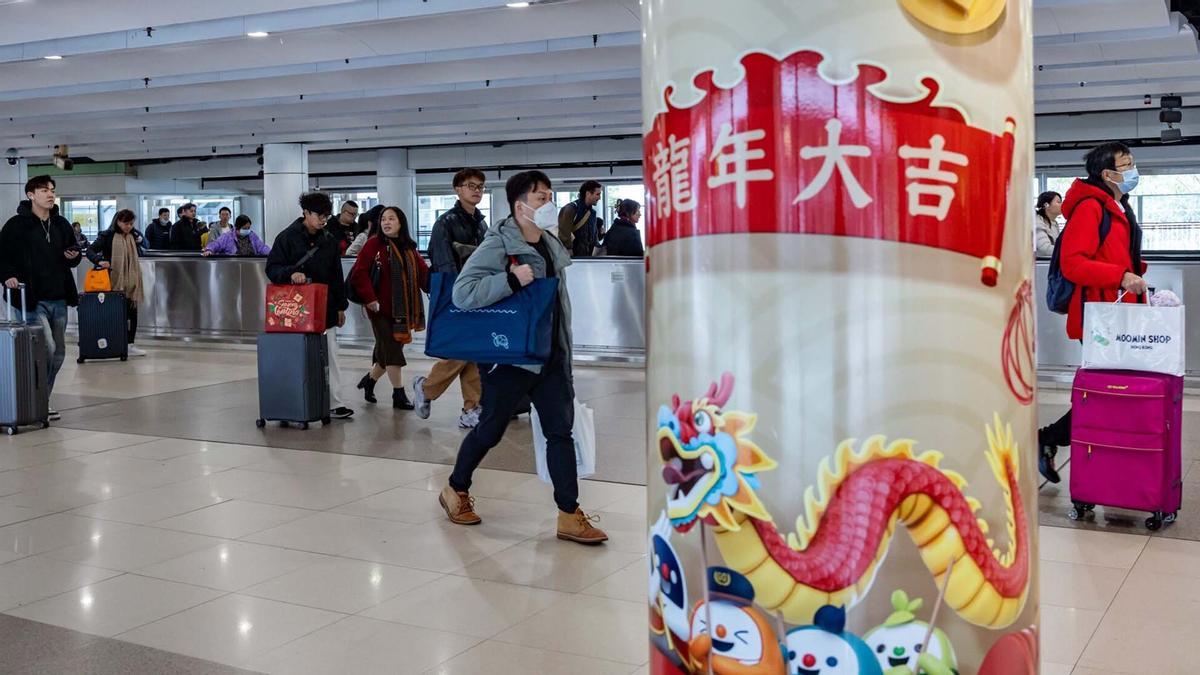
1036, 142, 1149, 485
1033, 190, 1062, 257
202, 215, 271, 257
87, 209, 148, 357
348, 206, 429, 410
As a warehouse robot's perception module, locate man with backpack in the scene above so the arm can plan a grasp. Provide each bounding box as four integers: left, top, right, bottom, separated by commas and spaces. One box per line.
1039, 142, 1148, 483
408, 169, 488, 428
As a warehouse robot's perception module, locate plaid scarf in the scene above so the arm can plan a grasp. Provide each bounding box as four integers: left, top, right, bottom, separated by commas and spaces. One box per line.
388, 240, 425, 343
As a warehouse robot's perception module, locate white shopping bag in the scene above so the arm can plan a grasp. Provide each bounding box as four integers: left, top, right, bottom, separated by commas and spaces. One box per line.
1081, 299, 1185, 376
532, 398, 596, 483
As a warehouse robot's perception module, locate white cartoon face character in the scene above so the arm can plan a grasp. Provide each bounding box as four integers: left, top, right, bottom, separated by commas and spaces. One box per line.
652, 529, 689, 640
784, 630, 861, 675
690, 601, 765, 665
867, 623, 946, 670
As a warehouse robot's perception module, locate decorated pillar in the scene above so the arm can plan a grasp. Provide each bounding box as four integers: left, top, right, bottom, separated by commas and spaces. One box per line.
643, 2, 1038, 675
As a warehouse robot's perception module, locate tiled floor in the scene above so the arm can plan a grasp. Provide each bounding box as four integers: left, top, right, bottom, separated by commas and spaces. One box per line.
0, 343, 1192, 673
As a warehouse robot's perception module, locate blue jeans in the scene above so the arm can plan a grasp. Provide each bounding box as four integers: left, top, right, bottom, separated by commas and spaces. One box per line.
28, 300, 67, 396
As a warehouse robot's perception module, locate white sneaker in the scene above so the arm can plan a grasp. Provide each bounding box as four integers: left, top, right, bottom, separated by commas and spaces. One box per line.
412, 376, 432, 420
128, 345, 147, 357
458, 406, 482, 429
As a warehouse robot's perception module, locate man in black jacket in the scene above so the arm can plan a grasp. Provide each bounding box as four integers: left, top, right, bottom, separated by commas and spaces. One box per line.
410, 168, 488, 428
0, 175, 83, 421
169, 203, 203, 251
325, 200, 358, 256
265, 192, 354, 419
146, 208, 173, 249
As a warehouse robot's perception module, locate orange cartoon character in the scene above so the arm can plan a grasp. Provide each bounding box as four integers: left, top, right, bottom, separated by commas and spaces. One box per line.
689, 566, 786, 675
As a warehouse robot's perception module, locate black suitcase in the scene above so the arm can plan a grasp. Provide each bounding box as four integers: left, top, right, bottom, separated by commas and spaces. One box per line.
0, 285, 50, 435
255, 332, 330, 430
77, 291, 128, 363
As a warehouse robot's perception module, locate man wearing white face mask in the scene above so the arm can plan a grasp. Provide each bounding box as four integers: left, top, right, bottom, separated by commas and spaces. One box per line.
438, 170, 609, 546
1037, 142, 1148, 484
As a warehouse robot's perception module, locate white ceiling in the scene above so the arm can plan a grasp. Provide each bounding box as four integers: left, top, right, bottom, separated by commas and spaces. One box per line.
0, 0, 1193, 165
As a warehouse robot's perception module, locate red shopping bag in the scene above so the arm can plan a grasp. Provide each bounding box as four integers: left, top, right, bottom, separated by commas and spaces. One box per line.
265, 283, 328, 333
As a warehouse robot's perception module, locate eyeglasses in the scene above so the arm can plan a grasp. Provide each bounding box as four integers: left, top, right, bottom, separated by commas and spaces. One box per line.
461, 182, 486, 192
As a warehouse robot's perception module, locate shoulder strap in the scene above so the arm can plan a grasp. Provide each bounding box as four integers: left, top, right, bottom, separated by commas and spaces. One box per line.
573, 206, 589, 230
294, 242, 321, 269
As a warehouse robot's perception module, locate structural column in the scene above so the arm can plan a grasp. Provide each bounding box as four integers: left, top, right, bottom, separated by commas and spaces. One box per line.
376, 148, 416, 228
0, 158, 26, 223
489, 185, 510, 223
642, 2, 1037, 675
263, 143, 308, 243
240, 195, 264, 237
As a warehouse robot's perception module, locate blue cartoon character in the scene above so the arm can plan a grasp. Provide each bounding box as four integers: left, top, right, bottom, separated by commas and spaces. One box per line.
649, 512, 691, 667
785, 605, 882, 675
864, 591, 958, 675
687, 567, 785, 675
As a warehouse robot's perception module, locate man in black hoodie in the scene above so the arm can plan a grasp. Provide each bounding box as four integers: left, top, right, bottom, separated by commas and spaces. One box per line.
0, 175, 83, 420
170, 203, 203, 251
265, 192, 354, 419
146, 207, 173, 249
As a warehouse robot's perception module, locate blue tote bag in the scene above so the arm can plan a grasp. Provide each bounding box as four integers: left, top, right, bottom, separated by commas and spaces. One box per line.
424, 270, 558, 365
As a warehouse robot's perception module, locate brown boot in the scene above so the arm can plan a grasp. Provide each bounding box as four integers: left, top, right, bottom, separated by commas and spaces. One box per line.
439, 486, 481, 525
556, 508, 608, 545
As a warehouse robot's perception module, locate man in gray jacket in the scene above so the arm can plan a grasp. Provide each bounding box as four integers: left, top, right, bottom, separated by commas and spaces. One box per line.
438, 170, 608, 545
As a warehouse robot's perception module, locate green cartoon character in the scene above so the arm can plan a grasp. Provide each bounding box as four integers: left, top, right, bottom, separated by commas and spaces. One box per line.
863, 591, 958, 675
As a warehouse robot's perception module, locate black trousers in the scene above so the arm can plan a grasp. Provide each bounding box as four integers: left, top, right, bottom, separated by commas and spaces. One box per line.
449, 360, 578, 513
1041, 410, 1071, 448
126, 299, 138, 344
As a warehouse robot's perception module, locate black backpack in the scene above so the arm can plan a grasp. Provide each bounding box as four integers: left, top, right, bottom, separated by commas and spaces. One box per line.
1045, 197, 1111, 315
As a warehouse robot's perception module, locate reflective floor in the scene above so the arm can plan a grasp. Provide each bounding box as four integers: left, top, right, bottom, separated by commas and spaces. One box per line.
0, 343, 1189, 673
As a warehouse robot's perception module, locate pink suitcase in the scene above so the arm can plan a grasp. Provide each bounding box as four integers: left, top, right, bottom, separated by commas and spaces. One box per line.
1069, 369, 1183, 530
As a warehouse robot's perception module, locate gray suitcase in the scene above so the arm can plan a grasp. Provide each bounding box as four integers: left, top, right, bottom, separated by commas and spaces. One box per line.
0, 285, 50, 435
255, 332, 330, 430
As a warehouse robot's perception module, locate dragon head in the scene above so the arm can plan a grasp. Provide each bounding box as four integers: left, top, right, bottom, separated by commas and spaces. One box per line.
657, 373, 777, 532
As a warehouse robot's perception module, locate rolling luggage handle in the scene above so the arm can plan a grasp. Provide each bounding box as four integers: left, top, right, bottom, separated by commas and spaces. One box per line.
3, 283, 30, 326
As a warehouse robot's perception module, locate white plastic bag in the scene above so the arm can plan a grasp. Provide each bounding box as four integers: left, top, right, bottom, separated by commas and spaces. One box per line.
532, 398, 596, 483
1081, 300, 1185, 376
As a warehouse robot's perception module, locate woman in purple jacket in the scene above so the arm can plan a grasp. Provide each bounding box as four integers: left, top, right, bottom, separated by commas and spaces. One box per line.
202, 215, 271, 257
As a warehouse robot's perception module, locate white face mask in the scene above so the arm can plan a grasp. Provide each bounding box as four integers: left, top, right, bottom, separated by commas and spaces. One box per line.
520, 200, 558, 230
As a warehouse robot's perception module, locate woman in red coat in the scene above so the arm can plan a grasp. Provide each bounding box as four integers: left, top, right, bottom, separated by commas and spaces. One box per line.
348, 206, 430, 409
1038, 142, 1148, 484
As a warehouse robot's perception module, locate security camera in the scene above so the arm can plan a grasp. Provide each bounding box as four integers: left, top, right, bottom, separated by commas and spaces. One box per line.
4, 148, 17, 166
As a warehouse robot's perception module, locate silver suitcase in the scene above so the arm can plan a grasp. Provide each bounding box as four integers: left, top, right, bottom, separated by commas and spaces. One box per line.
0, 285, 50, 435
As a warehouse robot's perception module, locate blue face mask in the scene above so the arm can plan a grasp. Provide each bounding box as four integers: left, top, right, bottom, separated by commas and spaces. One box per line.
1113, 166, 1139, 194
237, 228, 251, 237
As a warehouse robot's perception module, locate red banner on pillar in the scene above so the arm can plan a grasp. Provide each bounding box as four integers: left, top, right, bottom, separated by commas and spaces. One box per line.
644, 50, 1016, 286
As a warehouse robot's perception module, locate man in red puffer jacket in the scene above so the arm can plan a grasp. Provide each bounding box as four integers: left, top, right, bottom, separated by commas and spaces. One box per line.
1038, 142, 1148, 484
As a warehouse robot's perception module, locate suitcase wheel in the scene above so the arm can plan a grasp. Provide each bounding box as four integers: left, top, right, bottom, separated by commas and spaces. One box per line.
39, 421, 49, 429
1147, 511, 1177, 531
255, 418, 266, 429
120, 355, 127, 362
300, 422, 309, 430
280, 421, 289, 428
322, 416, 332, 426
76, 357, 85, 364
1069, 502, 1095, 521
3, 427, 13, 436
